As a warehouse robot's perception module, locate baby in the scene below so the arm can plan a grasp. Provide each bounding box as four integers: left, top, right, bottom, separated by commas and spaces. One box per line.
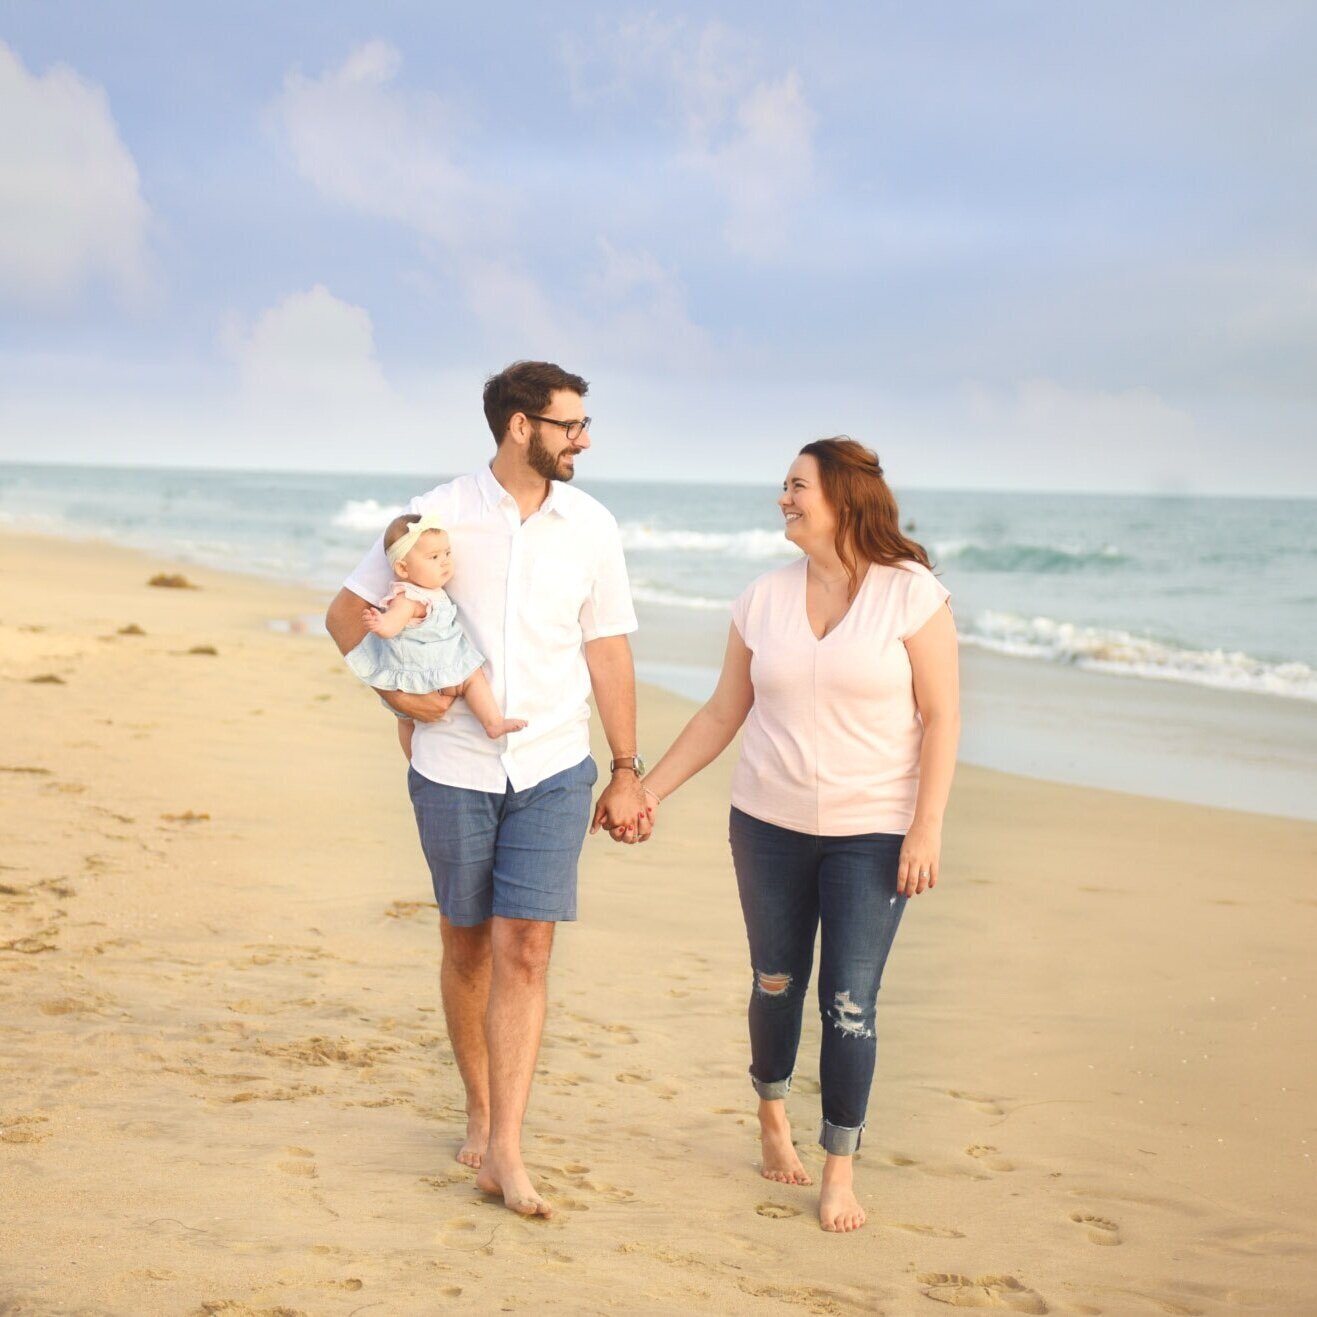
346, 512, 526, 759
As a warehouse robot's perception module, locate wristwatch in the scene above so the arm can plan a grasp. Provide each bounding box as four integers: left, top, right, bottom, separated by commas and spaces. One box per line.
609, 753, 646, 777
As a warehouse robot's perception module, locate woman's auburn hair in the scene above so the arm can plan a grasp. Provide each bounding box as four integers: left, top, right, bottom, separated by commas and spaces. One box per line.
798, 437, 932, 596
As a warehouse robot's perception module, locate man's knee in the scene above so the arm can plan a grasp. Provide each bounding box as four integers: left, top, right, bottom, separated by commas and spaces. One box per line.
493, 918, 554, 982
441, 918, 492, 978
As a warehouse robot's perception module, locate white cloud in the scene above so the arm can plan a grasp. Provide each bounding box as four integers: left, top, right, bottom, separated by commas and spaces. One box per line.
222, 284, 412, 448
0, 40, 152, 307
562, 18, 817, 259
687, 70, 816, 258
273, 39, 502, 248
454, 242, 710, 373
584, 240, 711, 365
271, 43, 711, 371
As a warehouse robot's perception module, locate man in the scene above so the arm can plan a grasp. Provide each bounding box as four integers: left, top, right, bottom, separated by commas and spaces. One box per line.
325, 361, 650, 1217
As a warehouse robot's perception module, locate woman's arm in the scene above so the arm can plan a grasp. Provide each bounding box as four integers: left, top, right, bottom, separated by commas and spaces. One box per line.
643, 623, 755, 806
899, 603, 960, 896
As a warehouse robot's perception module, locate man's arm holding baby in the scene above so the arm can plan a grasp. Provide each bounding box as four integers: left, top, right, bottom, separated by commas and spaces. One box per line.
324, 587, 455, 722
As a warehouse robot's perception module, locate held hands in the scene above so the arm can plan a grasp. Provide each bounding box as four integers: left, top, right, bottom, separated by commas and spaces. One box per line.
896, 820, 942, 897
589, 773, 655, 845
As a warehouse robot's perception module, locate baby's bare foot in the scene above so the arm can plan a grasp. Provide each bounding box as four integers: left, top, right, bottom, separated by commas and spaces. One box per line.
484, 718, 528, 740
476, 1153, 552, 1217
759, 1108, 812, 1185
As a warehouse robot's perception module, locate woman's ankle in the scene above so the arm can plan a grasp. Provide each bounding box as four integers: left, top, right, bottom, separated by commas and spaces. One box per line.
821, 1153, 854, 1183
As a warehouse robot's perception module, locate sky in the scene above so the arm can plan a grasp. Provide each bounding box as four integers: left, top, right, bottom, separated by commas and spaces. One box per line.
0, 2, 1314, 494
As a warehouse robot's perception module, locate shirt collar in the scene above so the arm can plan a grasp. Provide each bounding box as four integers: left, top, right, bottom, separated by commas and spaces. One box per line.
476, 462, 573, 519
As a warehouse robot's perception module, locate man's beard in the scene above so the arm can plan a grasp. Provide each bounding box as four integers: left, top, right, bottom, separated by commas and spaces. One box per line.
528, 428, 576, 482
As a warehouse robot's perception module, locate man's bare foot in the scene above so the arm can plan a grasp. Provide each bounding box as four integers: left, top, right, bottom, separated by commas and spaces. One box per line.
456, 1114, 488, 1169
819, 1155, 865, 1232
483, 718, 528, 740
476, 1153, 552, 1218
758, 1101, 812, 1185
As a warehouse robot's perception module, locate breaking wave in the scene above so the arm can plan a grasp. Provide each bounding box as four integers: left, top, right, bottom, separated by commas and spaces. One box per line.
961, 610, 1316, 701
618, 523, 796, 559
331, 498, 405, 532
932, 540, 1126, 573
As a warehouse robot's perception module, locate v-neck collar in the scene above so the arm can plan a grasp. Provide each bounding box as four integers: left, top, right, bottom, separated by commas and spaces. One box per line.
801, 557, 872, 643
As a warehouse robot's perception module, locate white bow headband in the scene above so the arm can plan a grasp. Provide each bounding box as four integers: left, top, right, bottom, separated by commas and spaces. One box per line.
385, 513, 448, 567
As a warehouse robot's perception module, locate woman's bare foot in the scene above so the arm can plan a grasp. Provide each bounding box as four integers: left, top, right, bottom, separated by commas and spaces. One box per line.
483, 717, 528, 740
456, 1113, 488, 1169
476, 1152, 552, 1218
818, 1154, 865, 1232
758, 1098, 812, 1185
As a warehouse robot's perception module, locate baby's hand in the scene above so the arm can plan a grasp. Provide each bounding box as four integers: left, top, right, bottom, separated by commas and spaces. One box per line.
362, 606, 385, 634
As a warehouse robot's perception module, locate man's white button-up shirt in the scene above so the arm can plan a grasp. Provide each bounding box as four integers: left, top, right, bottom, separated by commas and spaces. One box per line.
343, 465, 637, 793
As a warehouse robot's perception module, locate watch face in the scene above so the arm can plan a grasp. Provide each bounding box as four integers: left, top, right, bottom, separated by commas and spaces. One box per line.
633, 753, 646, 776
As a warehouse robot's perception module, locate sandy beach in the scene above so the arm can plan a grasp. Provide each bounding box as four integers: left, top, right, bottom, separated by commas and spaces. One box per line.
2, 529, 1314, 1316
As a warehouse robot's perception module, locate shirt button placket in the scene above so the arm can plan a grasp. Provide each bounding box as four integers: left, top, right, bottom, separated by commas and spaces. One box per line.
501, 506, 522, 787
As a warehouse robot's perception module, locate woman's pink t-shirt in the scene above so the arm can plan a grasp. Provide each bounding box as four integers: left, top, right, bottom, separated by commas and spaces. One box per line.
730, 557, 950, 837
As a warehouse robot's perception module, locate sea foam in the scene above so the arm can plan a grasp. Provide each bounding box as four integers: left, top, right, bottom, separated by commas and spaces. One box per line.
618, 523, 795, 559
332, 498, 405, 531
962, 610, 1317, 701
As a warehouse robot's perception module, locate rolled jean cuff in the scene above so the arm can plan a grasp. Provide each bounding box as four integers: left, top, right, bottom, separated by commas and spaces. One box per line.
750, 1071, 792, 1101
819, 1119, 864, 1156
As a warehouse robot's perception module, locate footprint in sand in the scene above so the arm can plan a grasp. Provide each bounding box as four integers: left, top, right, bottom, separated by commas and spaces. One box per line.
422, 1170, 470, 1190
947, 1089, 1007, 1116
0, 934, 57, 954
737, 1279, 847, 1308
965, 1144, 1016, 1172
1069, 1211, 1122, 1245
385, 900, 436, 919
892, 1222, 967, 1239
919, 1273, 1048, 1313
1, 1115, 52, 1144
755, 1201, 801, 1219
544, 1162, 636, 1204
438, 1217, 490, 1251
276, 1146, 318, 1177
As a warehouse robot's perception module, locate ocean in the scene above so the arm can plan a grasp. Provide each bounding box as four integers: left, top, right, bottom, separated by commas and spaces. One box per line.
1, 461, 1312, 703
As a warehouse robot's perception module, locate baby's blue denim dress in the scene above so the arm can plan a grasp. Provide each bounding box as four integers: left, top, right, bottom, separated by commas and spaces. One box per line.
346, 583, 484, 694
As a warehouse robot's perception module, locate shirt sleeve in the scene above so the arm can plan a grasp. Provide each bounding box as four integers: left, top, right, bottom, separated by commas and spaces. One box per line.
730, 582, 754, 643
342, 492, 426, 604
898, 563, 952, 640
580, 516, 638, 642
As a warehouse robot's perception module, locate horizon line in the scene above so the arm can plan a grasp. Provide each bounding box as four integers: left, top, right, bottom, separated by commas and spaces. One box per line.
0, 456, 1312, 502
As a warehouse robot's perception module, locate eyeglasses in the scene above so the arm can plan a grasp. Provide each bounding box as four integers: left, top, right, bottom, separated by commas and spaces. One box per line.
526, 414, 591, 443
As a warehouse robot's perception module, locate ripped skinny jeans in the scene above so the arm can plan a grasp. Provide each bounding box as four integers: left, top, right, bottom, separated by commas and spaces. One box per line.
729, 806, 906, 1156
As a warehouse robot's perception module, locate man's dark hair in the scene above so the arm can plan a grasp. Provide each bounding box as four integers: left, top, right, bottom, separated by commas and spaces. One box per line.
482, 360, 589, 445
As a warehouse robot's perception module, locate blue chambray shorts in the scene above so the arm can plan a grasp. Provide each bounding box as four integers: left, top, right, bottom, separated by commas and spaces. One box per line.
407, 756, 599, 927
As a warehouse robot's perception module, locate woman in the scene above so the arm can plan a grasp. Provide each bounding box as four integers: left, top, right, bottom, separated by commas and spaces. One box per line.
642, 437, 959, 1233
